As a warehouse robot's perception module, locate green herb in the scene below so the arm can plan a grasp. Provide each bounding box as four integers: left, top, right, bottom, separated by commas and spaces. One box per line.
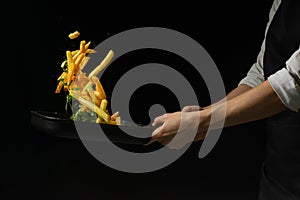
61, 60, 68, 72
65, 94, 73, 112
72, 109, 97, 122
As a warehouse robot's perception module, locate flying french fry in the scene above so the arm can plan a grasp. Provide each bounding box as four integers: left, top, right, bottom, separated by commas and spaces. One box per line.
82, 50, 114, 92
80, 56, 90, 70
100, 99, 108, 111
88, 50, 114, 78
68, 31, 80, 39
91, 76, 106, 99
74, 52, 86, 75
77, 96, 110, 123
111, 111, 120, 121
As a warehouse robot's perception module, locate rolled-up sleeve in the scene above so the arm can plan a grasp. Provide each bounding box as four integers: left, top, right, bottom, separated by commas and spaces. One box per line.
238, 45, 266, 87
268, 47, 300, 112
239, 0, 281, 88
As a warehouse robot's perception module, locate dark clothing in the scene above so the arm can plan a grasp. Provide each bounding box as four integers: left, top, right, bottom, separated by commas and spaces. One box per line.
259, 0, 300, 199
259, 111, 300, 199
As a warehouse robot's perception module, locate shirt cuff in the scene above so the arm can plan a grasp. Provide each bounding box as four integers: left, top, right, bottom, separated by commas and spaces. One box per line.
267, 68, 300, 112
238, 78, 261, 88
286, 47, 300, 86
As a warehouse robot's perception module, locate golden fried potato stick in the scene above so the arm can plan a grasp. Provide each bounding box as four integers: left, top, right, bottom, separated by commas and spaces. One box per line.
93, 91, 101, 107
75, 52, 86, 65
100, 99, 108, 111
66, 50, 73, 66
55, 81, 63, 93
79, 40, 86, 52
115, 116, 121, 125
88, 50, 114, 79
111, 111, 120, 121
71, 92, 110, 123
86, 49, 96, 54
84, 47, 95, 55
68, 31, 80, 39
66, 51, 75, 86
82, 50, 114, 92
73, 40, 86, 61
57, 71, 67, 81
74, 52, 86, 75
91, 76, 106, 99
93, 90, 101, 99
72, 40, 91, 61
80, 56, 90, 71
67, 63, 75, 86
71, 50, 79, 56
55, 71, 67, 93
85, 41, 91, 50
77, 72, 89, 90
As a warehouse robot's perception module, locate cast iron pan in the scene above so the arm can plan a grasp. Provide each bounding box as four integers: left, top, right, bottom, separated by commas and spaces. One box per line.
30, 110, 154, 145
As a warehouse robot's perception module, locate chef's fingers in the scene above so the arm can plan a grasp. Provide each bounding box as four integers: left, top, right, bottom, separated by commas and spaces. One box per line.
152, 113, 168, 126
151, 125, 164, 137
152, 124, 179, 139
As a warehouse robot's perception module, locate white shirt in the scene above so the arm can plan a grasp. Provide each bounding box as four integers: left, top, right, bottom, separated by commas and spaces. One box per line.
238, 0, 300, 112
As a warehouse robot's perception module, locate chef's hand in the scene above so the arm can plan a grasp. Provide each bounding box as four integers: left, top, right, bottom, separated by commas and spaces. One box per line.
182, 105, 208, 142
146, 106, 208, 149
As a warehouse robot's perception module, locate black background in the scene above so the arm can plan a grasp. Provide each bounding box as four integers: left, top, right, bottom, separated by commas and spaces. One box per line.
6, 0, 274, 199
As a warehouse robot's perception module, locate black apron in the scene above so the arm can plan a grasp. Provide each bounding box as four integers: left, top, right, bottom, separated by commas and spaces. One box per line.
258, 0, 300, 199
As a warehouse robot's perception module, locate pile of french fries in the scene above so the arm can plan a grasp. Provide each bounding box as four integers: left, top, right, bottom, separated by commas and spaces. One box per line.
55, 31, 120, 125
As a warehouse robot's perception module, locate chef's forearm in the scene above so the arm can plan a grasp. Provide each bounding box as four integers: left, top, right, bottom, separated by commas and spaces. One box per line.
203, 84, 252, 110
200, 80, 287, 131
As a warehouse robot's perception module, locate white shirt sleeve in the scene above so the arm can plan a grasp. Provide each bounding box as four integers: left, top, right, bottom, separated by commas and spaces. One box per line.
238, 0, 281, 87
238, 0, 300, 112
268, 47, 300, 112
